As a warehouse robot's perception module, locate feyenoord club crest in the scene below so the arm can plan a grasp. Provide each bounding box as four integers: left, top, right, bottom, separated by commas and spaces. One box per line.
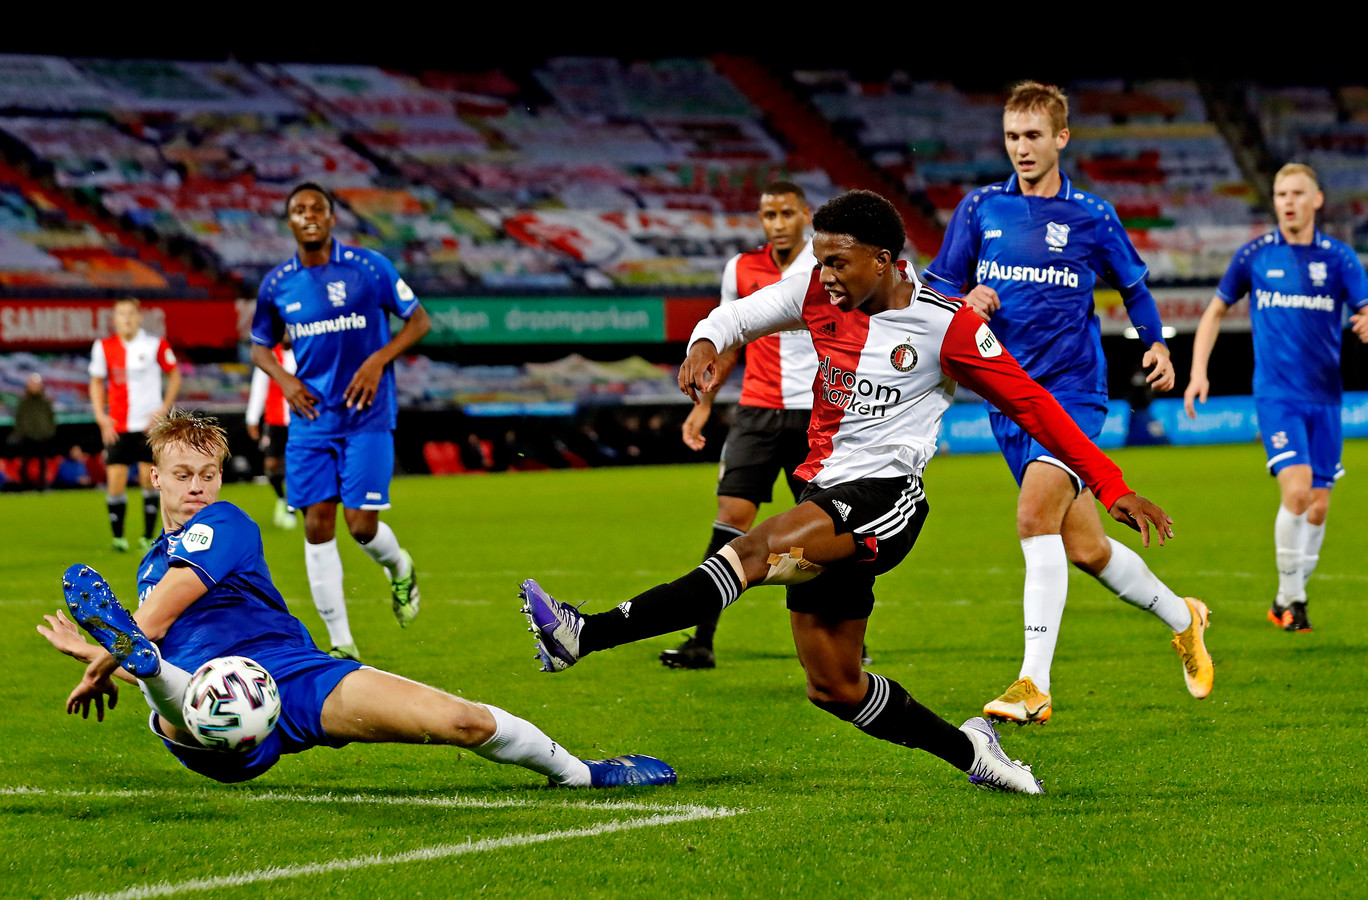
1045, 221, 1070, 249
890, 343, 918, 372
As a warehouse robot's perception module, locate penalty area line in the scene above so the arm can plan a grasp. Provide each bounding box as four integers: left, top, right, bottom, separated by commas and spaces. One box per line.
68, 807, 741, 900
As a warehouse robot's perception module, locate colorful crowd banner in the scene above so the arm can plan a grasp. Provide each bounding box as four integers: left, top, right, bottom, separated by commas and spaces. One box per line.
0, 300, 240, 350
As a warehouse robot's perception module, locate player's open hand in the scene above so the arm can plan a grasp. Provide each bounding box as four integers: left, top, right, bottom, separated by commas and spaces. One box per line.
1352, 310, 1368, 343
1183, 374, 1209, 419
281, 373, 320, 420
95, 415, 119, 447
37, 609, 97, 663
678, 341, 720, 403
66, 671, 118, 721
961, 285, 1001, 323
1107, 492, 1173, 547
1142, 342, 1175, 393
344, 356, 386, 410
681, 403, 712, 450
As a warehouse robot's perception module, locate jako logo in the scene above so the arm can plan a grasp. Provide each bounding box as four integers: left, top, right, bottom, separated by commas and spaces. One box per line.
975, 260, 1079, 288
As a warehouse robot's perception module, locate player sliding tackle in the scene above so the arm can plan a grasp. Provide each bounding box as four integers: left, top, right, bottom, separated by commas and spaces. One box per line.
521, 190, 1177, 794
38, 411, 676, 789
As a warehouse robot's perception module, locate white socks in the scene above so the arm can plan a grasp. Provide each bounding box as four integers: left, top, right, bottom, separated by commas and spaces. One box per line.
357, 521, 410, 579
1095, 538, 1192, 632
138, 658, 193, 730
305, 538, 353, 648
473, 704, 590, 786
1302, 520, 1326, 588
1018, 535, 1068, 694
1274, 505, 1308, 604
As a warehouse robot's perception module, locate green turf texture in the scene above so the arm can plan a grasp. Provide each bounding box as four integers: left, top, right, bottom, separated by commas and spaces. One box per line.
4, 441, 1366, 899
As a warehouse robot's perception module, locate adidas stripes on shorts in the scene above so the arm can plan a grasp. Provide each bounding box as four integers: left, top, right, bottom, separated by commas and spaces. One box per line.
789, 474, 929, 621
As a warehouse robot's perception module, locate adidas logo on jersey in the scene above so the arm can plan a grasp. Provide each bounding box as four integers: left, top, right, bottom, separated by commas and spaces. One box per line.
832, 500, 852, 521
816, 322, 837, 337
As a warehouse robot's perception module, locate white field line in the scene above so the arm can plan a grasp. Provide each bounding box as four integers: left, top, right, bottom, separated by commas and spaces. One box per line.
3, 787, 743, 900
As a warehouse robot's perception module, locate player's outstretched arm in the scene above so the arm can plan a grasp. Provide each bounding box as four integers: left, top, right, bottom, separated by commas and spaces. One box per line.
680, 347, 739, 448
37, 609, 139, 683
679, 340, 721, 403
1184, 297, 1228, 418
1106, 493, 1174, 548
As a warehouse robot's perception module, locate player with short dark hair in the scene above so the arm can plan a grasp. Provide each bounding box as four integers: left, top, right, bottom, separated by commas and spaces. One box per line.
1185, 163, 1368, 632
922, 81, 1213, 725
89, 297, 181, 553
251, 183, 431, 662
661, 180, 820, 670
518, 189, 1178, 794
39, 411, 676, 789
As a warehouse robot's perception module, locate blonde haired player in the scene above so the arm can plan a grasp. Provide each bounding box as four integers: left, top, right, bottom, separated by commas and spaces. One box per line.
40, 410, 676, 788
1186, 163, 1368, 632
923, 81, 1213, 724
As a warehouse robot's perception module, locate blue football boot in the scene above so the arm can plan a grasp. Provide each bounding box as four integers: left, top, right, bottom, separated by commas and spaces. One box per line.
583, 754, 678, 788
61, 563, 161, 678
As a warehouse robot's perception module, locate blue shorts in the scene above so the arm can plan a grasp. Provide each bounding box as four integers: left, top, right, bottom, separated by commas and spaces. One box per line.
988, 391, 1109, 493
158, 646, 363, 783
1255, 398, 1344, 489
285, 430, 394, 510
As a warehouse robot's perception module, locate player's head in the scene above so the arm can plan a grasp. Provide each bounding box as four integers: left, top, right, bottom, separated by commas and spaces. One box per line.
757, 180, 811, 254
286, 182, 335, 253
1003, 81, 1070, 186
111, 297, 142, 340
1273, 163, 1323, 236
26, 372, 43, 394
811, 190, 906, 313
147, 410, 229, 526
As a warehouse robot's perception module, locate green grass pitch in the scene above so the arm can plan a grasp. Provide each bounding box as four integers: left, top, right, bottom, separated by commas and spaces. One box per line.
3, 440, 1366, 899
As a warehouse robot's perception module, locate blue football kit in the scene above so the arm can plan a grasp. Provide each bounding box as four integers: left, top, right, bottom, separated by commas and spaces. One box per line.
138, 501, 362, 782
1216, 229, 1368, 486
251, 238, 421, 509
924, 173, 1166, 486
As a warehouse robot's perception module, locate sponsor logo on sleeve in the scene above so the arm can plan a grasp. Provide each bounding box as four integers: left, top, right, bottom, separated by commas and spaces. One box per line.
975, 323, 1003, 358
183, 523, 214, 552
396, 278, 415, 302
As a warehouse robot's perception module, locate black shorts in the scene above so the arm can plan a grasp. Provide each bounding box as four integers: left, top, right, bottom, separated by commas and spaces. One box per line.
786, 475, 929, 621
717, 405, 812, 505
106, 431, 153, 466
260, 424, 290, 460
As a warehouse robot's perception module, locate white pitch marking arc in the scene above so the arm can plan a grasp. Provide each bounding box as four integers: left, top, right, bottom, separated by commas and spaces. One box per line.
2, 787, 742, 900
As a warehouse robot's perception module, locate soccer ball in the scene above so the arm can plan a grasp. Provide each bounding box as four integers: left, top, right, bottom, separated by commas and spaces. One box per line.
181, 656, 281, 751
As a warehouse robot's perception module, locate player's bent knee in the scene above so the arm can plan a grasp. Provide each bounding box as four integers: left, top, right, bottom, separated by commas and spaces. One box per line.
806, 683, 864, 718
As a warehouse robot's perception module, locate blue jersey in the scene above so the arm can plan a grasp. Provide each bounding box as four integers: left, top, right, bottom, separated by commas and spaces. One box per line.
251, 239, 421, 439
1216, 229, 1368, 404
136, 501, 317, 673
924, 173, 1165, 396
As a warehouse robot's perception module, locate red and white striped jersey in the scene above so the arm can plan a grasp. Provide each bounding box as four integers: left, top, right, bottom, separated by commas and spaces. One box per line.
246, 345, 296, 428
88, 329, 177, 433
721, 239, 817, 410
689, 266, 1132, 508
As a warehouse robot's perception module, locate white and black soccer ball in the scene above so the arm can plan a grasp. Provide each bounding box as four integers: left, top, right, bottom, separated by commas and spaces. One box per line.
182, 656, 281, 752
